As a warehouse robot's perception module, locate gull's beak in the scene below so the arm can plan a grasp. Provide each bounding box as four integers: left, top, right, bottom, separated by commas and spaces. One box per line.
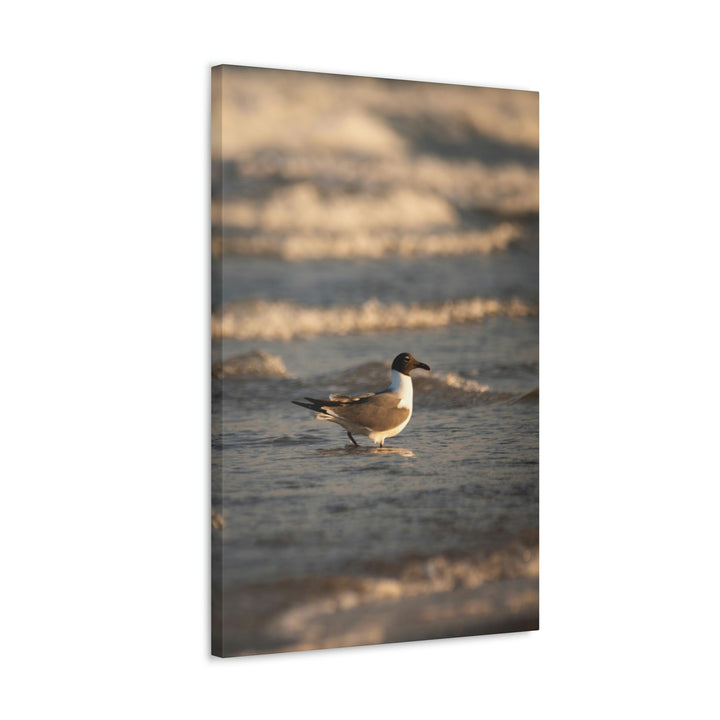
415, 361, 431, 372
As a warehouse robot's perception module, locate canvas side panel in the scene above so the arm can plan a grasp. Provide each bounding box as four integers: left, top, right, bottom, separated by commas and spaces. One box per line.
210, 64, 225, 658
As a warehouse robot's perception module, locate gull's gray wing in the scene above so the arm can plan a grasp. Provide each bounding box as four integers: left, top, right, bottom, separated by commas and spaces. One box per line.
325, 393, 409, 432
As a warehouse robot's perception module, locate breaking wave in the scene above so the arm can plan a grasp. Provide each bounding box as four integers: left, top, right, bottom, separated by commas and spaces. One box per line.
431, 371, 489, 393
211, 350, 291, 379
216, 222, 522, 260
214, 67, 538, 157
266, 541, 538, 653
216, 184, 457, 232
418, 373, 520, 407
212, 297, 537, 341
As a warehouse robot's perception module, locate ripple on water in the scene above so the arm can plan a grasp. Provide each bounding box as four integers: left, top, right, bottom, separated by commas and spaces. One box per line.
315, 446, 416, 459
269, 434, 319, 445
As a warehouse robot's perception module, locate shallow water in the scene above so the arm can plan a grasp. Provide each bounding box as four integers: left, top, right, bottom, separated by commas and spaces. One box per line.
212, 315, 538, 655
211, 66, 538, 656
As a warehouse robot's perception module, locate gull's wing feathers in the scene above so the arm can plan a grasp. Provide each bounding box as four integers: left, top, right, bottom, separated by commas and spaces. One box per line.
324, 393, 409, 432
292, 392, 409, 432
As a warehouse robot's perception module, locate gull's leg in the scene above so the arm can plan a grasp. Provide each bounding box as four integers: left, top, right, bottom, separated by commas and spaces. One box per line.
347, 432, 359, 447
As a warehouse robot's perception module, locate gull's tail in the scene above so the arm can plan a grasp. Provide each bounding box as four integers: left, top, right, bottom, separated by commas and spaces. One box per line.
292, 397, 333, 415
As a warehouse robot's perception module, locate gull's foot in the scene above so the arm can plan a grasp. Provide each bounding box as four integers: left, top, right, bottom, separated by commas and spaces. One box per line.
347, 432, 359, 447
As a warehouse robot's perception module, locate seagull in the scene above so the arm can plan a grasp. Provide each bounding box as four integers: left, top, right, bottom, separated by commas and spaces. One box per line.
292, 352, 431, 447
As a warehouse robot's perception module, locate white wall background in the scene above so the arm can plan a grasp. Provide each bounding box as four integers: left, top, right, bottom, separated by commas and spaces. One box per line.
2, 2, 718, 718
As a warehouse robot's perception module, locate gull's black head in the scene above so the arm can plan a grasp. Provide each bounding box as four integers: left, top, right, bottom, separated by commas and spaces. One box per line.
392, 352, 431, 376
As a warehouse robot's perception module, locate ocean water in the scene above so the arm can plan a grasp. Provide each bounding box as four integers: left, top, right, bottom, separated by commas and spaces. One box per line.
211, 66, 538, 657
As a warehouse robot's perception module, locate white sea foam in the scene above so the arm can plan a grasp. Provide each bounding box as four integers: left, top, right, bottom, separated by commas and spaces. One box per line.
211, 297, 538, 340
237, 155, 537, 214
213, 67, 537, 158
215, 184, 458, 232
270, 545, 539, 650
211, 350, 290, 378
213, 69, 538, 234
217, 222, 522, 260
432, 372, 490, 394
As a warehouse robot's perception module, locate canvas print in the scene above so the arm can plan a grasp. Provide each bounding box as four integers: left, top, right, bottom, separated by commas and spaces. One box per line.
211, 65, 539, 657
